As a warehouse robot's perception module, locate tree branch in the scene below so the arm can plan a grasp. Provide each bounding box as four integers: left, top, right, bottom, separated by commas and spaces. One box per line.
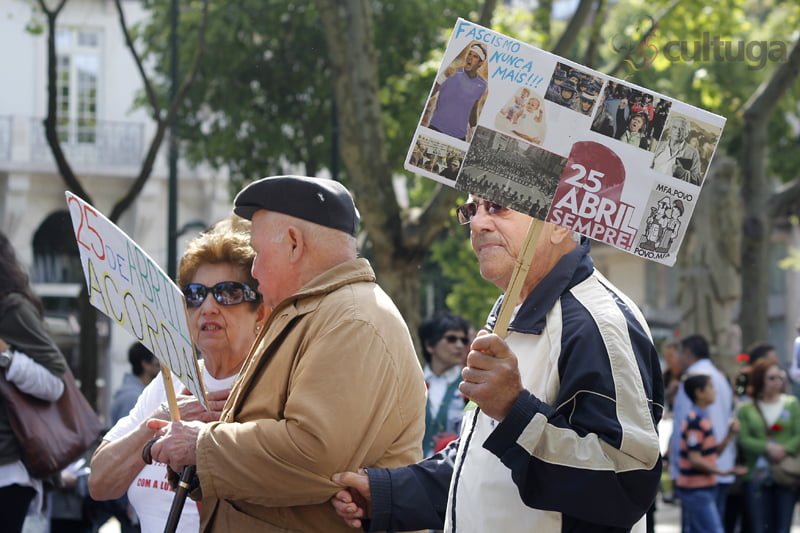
37, 0, 92, 204
412, 184, 462, 248
533, 0, 552, 45
478, 0, 497, 27
606, 0, 681, 78
551, 0, 595, 58
583, 0, 607, 69
743, 36, 800, 128
108, 0, 210, 222
113, 0, 162, 121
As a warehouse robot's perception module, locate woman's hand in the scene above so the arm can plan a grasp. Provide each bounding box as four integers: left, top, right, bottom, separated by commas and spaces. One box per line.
154, 388, 231, 422
767, 441, 787, 462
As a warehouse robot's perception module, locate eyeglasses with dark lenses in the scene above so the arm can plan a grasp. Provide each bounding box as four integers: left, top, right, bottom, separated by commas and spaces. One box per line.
183, 281, 261, 309
444, 334, 470, 345
767, 374, 786, 381
456, 198, 509, 225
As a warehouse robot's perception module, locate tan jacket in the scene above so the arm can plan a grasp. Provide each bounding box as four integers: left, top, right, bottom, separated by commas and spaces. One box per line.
196, 258, 426, 532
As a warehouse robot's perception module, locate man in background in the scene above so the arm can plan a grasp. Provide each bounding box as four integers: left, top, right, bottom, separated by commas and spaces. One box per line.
110, 343, 159, 425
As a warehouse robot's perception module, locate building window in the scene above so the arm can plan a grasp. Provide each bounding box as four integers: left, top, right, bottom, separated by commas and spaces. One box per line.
56, 28, 100, 144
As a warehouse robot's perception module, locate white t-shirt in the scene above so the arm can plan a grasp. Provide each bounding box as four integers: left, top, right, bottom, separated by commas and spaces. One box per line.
104, 366, 237, 533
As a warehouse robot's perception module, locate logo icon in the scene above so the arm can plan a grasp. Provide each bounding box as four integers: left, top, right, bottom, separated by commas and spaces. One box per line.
609, 16, 660, 72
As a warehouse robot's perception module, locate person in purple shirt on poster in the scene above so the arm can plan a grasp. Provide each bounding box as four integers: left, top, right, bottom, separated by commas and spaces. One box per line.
428, 43, 488, 141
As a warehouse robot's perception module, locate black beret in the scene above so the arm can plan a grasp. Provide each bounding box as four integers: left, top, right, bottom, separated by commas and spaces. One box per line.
233, 175, 360, 236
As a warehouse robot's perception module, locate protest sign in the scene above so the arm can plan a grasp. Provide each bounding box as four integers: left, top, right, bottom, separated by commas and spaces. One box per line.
65, 192, 207, 408
405, 18, 726, 266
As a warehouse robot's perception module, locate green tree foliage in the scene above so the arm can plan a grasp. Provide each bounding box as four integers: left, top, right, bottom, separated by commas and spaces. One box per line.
427, 216, 500, 329
595, 0, 800, 181
139, 0, 800, 341
140, 0, 481, 193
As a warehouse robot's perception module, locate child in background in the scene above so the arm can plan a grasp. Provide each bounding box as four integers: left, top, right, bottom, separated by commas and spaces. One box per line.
677, 374, 746, 533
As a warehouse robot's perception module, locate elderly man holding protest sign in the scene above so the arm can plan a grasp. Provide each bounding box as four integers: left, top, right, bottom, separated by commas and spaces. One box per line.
331, 200, 664, 532
148, 176, 426, 532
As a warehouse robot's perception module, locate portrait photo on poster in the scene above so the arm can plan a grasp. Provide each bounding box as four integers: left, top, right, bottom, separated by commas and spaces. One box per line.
590, 80, 671, 152
544, 62, 604, 117
421, 40, 490, 143
455, 125, 566, 220
650, 111, 722, 187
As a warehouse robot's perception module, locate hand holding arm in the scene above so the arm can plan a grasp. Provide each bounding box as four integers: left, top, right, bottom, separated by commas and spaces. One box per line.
331, 470, 371, 529
154, 388, 230, 423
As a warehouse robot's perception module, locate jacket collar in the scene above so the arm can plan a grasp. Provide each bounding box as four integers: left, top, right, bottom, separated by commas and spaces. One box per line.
269, 257, 375, 318
224, 257, 376, 418
485, 238, 594, 335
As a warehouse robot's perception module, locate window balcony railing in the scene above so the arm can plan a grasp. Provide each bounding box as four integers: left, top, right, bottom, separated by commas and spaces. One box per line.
29, 117, 144, 167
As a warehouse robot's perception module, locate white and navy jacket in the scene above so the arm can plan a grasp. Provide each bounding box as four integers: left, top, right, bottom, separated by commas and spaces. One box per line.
366, 240, 664, 532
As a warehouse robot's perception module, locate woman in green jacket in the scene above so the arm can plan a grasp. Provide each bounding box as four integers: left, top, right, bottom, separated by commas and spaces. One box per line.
737, 358, 800, 533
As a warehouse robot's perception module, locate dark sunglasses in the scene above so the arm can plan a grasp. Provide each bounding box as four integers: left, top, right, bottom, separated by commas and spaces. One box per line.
183, 281, 261, 309
456, 198, 509, 225
443, 334, 469, 345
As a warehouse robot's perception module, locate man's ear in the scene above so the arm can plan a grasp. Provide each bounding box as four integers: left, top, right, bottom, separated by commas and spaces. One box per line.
286, 226, 305, 263
549, 224, 573, 245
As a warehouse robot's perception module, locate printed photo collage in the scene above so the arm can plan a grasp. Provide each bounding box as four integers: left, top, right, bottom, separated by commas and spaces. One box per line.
404, 20, 726, 265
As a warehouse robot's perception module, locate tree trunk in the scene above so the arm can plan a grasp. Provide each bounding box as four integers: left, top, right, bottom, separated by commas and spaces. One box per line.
739, 37, 800, 348
739, 117, 771, 348
372, 250, 425, 353
76, 287, 99, 406
678, 156, 740, 374
314, 0, 459, 339
550, 0, 596, 58
36, 0, 210, 407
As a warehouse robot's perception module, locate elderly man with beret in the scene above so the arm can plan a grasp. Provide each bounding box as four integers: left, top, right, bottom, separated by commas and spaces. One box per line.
149, 176, 426, 532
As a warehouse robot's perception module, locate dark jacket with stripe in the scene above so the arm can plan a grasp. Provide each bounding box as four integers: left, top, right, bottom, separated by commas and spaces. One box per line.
366, 240, 664, 532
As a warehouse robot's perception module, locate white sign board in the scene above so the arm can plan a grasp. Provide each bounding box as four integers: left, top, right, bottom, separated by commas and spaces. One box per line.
405, 19, 726, 266
65, 192, 207, 407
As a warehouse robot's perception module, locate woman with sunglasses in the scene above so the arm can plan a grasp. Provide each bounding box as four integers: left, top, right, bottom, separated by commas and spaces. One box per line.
737, 358, 800, 533
89, 216, 269, 533
418, 312, 472, 457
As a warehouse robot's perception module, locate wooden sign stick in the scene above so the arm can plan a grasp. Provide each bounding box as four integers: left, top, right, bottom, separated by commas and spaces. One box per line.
160, 368, 182, 423
492, 217, 544, 337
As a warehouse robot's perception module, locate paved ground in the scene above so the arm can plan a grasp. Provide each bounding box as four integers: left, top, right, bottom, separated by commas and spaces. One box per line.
23, 494, 800, 532
654, 496, 800, 533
